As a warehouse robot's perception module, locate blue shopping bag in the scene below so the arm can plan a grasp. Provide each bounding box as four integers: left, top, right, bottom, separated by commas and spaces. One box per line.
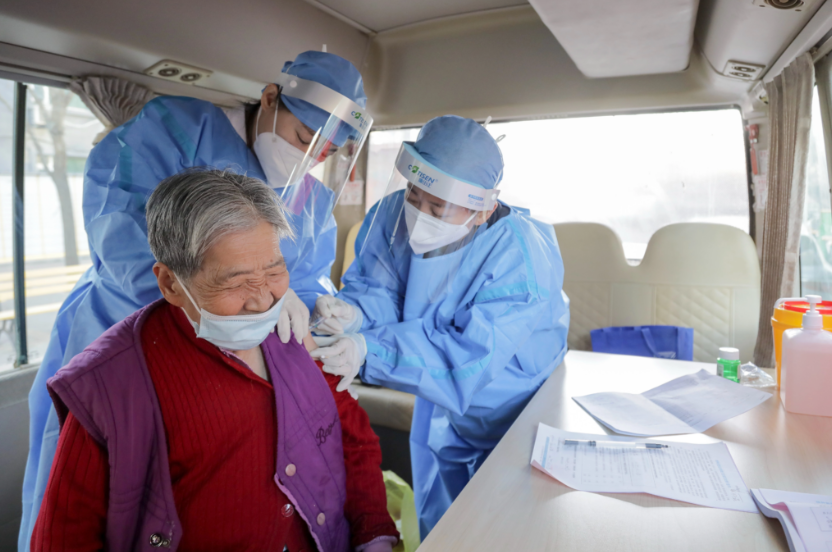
590, 325, 694, 361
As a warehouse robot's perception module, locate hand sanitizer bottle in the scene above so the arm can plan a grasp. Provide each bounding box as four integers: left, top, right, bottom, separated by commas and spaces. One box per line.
781, 295, 832, 416
716, 347, 741, 383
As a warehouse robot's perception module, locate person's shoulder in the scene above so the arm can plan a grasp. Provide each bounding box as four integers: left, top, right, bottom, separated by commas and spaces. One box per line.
135, 96, 225, 127
474, 208, 562, 290
52, 300, 164, 385
143, 95, 215, 112
489, 207, 556, 247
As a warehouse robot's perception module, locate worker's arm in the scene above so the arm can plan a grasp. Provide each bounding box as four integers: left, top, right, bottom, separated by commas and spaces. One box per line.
360, 291, 552, 416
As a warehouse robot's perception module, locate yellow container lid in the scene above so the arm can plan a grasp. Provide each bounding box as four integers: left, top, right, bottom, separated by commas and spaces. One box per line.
774, 298, 832, 329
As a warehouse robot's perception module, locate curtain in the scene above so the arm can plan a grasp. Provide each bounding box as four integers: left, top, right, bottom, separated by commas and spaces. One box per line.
753, 52, 814, 367
69, 76, 155, 144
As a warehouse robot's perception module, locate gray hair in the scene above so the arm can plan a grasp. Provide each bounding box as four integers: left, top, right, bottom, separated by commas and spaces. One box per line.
147, 168, 293, 281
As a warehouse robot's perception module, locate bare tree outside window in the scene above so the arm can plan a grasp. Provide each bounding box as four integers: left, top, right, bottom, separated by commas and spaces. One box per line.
26, 87, 80, 266
0, 86, 85, 266
0, 79, 102, 370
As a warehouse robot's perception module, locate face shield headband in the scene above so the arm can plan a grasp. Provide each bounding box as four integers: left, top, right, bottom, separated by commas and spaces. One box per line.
274, 72, 372, 134
394, 143, 500, 212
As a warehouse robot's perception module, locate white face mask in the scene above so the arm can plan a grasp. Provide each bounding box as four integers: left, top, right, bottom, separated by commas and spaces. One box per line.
404, 202, 477, 255
252, 105, 317, 189
178, 279, 286, 351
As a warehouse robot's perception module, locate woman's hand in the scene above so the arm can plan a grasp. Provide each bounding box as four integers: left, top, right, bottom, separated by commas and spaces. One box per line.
310, 295, 361, 335
276, 288, 309, 344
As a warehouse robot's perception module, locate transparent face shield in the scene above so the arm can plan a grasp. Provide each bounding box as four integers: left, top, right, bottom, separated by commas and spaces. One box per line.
355, 142, 500, 302
265, 72, 372, 227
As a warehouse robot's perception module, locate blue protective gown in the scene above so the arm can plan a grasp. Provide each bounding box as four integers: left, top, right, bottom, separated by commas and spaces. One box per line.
19, 96, 337, 551
338, 191, 570, 538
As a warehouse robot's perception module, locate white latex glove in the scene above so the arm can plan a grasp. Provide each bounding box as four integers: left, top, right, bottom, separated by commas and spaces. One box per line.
309, 333, 367, 392
276, 289, 309, 344
310, 295, 362, 336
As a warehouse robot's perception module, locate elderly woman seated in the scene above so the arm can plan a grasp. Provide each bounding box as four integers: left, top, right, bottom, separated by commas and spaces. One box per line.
32, 169, 398, 551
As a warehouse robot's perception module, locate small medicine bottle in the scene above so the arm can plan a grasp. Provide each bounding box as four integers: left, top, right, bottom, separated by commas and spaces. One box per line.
717, 347, 740, 383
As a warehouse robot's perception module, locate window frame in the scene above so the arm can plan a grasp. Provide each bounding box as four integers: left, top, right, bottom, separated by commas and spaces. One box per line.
367, 104, 754, 251
2, 69, 73, 369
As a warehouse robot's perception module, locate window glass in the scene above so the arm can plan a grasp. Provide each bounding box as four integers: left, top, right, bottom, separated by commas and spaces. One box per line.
366, 128, 420, 213
801, 88, 832, 298
0, 80, 103, 371
366, 109, 750, 264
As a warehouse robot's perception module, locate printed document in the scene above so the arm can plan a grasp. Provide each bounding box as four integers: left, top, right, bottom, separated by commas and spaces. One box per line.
573, 369, 771, 436
530, 424, 757, 513
752, 489, 832, 552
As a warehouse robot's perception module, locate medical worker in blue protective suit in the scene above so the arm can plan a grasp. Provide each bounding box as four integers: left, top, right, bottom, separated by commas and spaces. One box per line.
19, 50, 373, 551
310, 115, 570, 538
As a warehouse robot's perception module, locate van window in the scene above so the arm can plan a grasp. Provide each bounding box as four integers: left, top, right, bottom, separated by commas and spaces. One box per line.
366, 128, 421, 212
0, 79, 102, 371
801, 87, 832, 297
367, 109, 750, 264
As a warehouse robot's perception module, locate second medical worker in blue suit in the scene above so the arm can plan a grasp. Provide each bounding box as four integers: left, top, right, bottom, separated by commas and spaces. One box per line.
311, 115, 570, 538
19, 50, 373, 551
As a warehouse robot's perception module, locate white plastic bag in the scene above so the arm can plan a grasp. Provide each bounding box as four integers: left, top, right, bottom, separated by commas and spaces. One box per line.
740, 362, 776, 388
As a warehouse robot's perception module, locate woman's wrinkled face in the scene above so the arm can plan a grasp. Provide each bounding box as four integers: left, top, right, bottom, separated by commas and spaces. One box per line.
405, 184, 477, 226
180, 221, 290, 321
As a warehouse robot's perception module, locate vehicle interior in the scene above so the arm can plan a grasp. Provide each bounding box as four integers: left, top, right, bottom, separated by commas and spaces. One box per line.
2, 0, 832, 549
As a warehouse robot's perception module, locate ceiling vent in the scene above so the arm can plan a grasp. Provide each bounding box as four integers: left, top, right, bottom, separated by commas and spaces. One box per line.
722, 61, 766, 80
144, 60, 212, 85
752, 0, 805, 11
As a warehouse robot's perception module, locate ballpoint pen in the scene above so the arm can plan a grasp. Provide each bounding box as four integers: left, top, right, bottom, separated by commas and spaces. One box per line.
563, 439, 669, 449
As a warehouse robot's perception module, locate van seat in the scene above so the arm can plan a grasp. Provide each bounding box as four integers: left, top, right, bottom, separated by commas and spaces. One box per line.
555, 222, 760, 363
339, 222, 363, 289
353, 382, 415, 485
0, 367, 38, 550
353, 382, 414, 433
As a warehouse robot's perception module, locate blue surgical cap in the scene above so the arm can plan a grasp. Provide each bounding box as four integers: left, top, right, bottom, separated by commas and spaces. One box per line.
280, 51, 367, 146
414, 115, 504, 189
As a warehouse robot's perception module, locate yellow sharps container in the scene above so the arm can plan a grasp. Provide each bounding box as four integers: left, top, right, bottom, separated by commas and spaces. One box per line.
772, 297, 832, 386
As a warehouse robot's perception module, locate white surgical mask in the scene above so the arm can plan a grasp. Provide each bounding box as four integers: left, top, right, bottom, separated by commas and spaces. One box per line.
178, 280, 286, 351
252, 105, 317, 189
404, 202, 477, 255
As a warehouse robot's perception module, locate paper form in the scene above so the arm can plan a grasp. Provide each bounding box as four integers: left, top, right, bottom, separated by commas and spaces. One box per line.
573, 369, 771, 436
752, 489, 832, 552
530, 424, 757, 513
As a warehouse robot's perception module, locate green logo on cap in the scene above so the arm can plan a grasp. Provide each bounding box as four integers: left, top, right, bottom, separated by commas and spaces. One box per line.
354, 112, 361, 119
411, 165, 419, 174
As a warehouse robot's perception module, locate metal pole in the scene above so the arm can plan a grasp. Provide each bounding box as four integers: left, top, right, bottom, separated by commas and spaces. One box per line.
12, 81, 28, 366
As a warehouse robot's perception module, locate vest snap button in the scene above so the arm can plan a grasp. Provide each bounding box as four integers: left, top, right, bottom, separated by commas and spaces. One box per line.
317, 512, 326, 525
149, 533, 163, 547
281, 503, 295, 517
285, 463, 297, 476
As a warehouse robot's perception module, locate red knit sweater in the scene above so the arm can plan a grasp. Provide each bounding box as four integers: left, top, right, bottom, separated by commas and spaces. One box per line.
32, 302, 397, 551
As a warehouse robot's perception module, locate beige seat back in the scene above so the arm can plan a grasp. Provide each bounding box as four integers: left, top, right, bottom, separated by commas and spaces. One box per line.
0, 367, 38, 549
339, 221, 363, 290
555, 222, 760, 362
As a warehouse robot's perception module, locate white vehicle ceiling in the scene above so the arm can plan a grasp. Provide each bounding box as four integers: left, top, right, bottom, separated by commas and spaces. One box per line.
0, 0, 828, 124
304, 0, 527, 33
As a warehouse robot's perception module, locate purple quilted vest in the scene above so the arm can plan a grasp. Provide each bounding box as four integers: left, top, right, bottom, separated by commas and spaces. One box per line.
47, 299, 350, 551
